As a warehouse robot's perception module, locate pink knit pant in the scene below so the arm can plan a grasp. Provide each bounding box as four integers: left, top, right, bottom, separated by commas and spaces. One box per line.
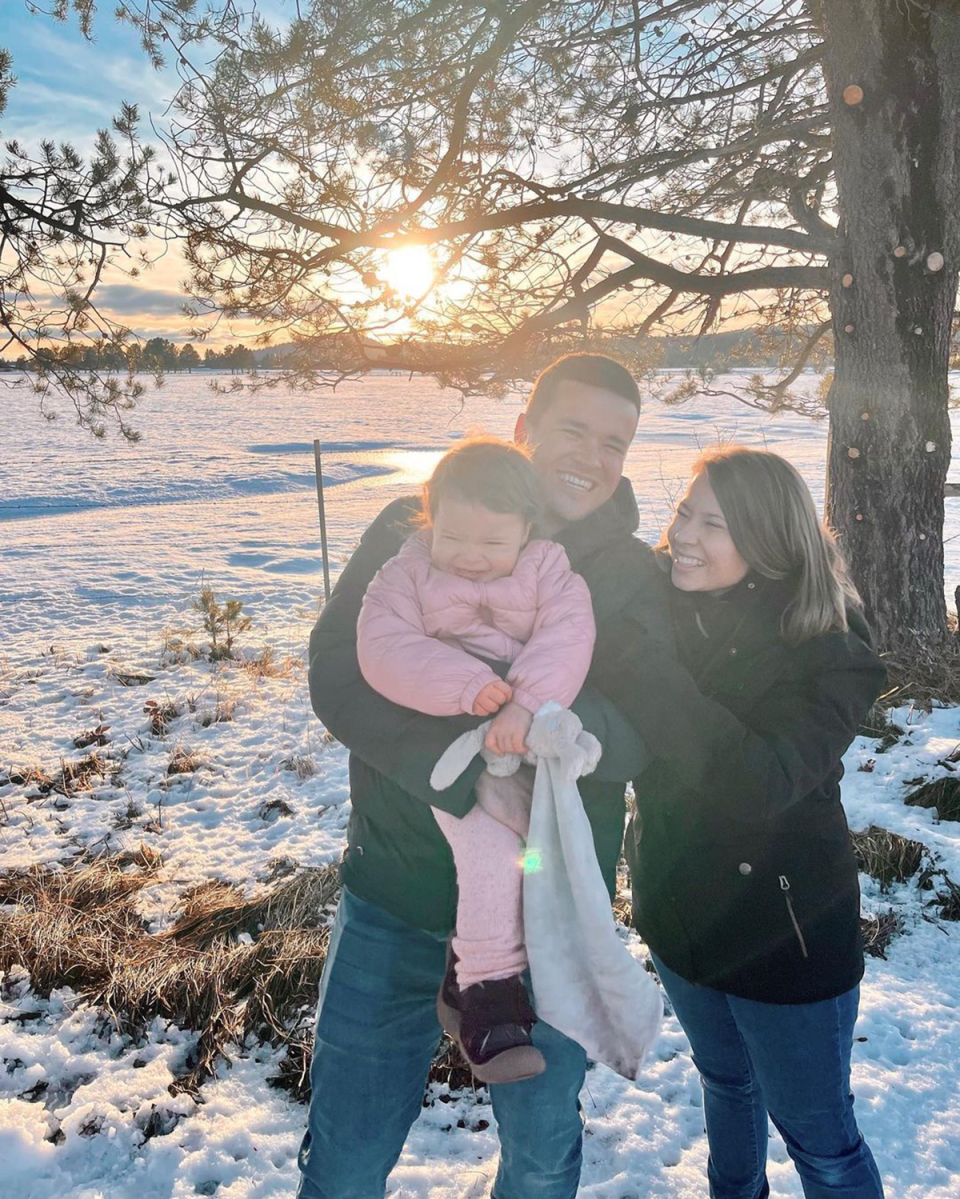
431, 768, 532, 989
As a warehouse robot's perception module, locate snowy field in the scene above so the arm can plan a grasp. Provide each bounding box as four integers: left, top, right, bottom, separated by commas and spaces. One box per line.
1, 371, 960, 1197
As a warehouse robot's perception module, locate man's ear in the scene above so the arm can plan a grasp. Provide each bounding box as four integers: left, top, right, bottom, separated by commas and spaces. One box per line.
514, 412, 528, 444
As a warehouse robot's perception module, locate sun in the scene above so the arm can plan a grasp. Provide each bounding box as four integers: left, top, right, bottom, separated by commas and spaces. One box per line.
381, 245, 436, 299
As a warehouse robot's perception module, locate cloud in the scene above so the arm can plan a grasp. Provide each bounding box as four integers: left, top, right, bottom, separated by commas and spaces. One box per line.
97, 284, 186, 316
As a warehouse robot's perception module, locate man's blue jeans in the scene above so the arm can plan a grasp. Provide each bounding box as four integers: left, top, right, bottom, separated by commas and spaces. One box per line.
297, 888, 587, 1199
653, 955, 884, 1199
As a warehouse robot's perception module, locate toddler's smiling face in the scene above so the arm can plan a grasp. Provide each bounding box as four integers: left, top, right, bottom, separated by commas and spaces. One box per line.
430, 495, 530, 583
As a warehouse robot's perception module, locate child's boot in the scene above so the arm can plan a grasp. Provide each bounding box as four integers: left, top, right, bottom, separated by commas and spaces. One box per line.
456, 974, 545, 1084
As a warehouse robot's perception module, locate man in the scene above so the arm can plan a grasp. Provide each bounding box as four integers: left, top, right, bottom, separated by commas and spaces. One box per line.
299, 354, 670, 1199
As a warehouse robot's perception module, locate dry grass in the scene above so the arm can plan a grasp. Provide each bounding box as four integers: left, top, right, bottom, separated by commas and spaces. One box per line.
281, 755, 316, 782
45, 751, 122, 799
196, 697, 238, 727
112, 670, 158, 687
0, 855, 493, 1103
235, 648, 303, 683
161, 635, 204, 665
258, 797, 294, 821
167, 746, 206, 777
903, 777, 960, 822
850, 825, 928, 890
935, 876, 960, 921
73, 724, 111, 750
0, 854, 338, 1097
0, 763, 54, 793
856, 704, 905, 753
860, 910, 904, 959
879, 638, 960, 709
611, 890, 631, 926
143, 699, 184, 737
168, 866, 341, 949
0, 849, 160, 994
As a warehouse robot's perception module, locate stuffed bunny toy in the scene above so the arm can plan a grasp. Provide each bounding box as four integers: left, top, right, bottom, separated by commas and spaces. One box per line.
430, 702, 601, 790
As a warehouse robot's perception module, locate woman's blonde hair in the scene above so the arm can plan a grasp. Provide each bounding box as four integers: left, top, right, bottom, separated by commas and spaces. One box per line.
420, 435, 542, 526
693, 446, 861, 643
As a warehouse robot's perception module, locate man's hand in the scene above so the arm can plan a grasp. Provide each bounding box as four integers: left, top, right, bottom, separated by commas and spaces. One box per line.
472, 679, 513, 716
485, 701, 534, 756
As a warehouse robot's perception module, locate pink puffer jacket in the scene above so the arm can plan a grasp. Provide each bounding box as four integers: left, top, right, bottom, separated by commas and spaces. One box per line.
357, 533, 596, 717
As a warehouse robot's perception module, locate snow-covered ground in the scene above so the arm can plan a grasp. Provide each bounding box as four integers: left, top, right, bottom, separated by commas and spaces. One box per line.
1, 372, 959, 1197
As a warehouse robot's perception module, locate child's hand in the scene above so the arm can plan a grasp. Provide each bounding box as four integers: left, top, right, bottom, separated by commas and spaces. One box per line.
472, 679, 513, 716
485, 701, 534, 756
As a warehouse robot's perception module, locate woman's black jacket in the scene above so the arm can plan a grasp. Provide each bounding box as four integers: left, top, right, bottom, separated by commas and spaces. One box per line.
594, 564, 886, 1005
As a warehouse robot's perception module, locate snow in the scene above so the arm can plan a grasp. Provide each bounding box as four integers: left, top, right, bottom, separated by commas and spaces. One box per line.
2, 370, 960, 1197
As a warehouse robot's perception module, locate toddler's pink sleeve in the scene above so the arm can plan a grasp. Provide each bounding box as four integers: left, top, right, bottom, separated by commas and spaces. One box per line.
357, 545, 500, 716
507, 542, 597, 714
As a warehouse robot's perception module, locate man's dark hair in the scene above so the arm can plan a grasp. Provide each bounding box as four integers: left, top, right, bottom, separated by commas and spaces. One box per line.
525, 353, 641, 425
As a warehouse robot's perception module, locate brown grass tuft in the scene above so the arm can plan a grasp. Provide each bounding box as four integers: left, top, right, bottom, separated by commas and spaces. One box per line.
0, 764, 54, 793
167, 865, 341, 950
167, 747, 206, 777
236, 648, 303, 682
933, 875, 960, 922
281, 755, 316, 781
860, 910, 904, 959
903, 777, 960, 822
143, 699, 184, 738
879, 639, 960, 710
258, 797, 294, 821
50, 751, 119, 797
850, 826, 928, 890
196, 697, 238, 727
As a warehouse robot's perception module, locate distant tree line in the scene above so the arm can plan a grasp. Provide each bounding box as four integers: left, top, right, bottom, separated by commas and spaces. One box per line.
0, 339, 295, 373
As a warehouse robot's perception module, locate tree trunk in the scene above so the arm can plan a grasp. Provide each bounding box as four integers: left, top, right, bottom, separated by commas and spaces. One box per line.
816, 0, 960, 651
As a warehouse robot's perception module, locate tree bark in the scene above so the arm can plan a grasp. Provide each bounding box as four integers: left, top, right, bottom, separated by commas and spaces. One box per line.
816, 0, 960, 650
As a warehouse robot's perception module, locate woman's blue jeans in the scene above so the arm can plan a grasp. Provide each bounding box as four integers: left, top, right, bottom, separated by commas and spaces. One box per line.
297, 888, 587, 1199
652, 955, 884, 1198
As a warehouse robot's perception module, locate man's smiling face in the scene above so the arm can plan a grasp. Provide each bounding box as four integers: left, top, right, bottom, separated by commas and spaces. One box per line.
517, 380, 639, 527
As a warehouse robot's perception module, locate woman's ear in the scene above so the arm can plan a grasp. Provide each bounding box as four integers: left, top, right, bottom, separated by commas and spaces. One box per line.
521, 521, 532, 546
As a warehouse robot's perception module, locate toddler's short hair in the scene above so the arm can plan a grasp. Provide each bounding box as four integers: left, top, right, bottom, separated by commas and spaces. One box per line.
421, 436, 542, 526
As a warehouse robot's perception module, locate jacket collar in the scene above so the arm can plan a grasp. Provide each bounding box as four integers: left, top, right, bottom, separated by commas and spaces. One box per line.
660, 550, 793, 661
549, 477, 642, 568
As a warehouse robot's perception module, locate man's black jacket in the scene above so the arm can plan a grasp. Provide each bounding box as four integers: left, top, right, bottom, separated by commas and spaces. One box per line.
308, 479, 671, 933
593, 564, 886, 1004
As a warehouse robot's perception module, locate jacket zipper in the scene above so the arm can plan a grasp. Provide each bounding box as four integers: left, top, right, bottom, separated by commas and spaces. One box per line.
779, 875, 809, 959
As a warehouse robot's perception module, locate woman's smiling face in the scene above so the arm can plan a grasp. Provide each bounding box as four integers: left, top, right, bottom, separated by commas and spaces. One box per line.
667, 471, 749, 594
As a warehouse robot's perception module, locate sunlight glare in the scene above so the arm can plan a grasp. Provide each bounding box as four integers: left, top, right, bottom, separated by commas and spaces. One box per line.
382, 245, 436, 299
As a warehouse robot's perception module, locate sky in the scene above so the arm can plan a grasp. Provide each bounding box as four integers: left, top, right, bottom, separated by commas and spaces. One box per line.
1, 0, 270, 346
2, 2, 780, 356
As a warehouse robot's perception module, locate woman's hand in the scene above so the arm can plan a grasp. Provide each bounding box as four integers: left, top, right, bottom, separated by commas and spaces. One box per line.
485, 701, 534, 756
472, 679, 513, 716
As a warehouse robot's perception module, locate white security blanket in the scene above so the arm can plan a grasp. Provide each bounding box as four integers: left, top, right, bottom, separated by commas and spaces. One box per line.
430, 703, 663, 1080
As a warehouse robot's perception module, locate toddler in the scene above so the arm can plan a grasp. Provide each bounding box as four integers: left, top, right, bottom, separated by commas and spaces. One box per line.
357, 437, 596, 1083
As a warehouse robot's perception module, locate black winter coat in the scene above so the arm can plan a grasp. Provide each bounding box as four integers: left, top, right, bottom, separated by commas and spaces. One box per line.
594, 562, 885, 1005
308, 479, 671, 934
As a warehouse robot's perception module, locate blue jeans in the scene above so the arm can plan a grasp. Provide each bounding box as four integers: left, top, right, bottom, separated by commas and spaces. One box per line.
652, 955, 884, 1199
297, 888, 587, 1199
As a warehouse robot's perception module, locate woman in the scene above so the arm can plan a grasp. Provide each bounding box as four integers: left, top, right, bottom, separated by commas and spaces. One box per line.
595, 446, 886, 1198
